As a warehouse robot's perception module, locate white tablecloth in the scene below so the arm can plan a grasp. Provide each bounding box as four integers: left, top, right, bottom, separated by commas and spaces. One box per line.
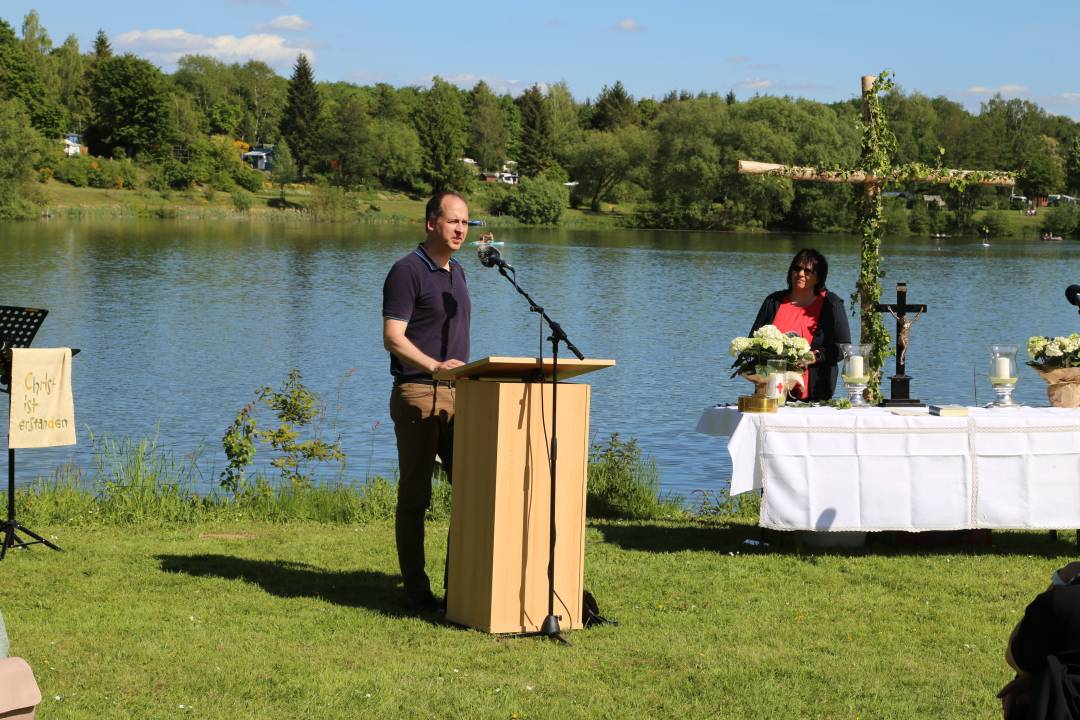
695, 405, 1080, 531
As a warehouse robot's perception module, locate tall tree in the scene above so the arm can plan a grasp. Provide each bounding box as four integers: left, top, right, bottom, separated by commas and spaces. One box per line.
54, 34, 91, 133
566, 126, 651, 210
413, 76, 468, 191
545, 80, 580, 163
0, 97, 44, 218
271, 139, 298, 202
279, 54, 322, 178
87, 53, 174, 157
0, 18, 60, 134
591, 80, 637, 131
325, 93, 374, 187
467, 80, 507, 171
92, 29, 111, 59
20, 11, 51, 57
369, 118, 422, 190
236, 60, 285, 143
516, 84, 554, 178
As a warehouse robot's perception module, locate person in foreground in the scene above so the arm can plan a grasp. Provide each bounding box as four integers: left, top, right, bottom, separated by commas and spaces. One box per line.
382, 192, 472, 611
750, 248, 851, 401
999, 561, 1080, 719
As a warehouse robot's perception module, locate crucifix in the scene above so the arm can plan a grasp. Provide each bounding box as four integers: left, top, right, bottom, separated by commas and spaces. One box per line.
739, 74, 1014, 400
874, 283, 927, 406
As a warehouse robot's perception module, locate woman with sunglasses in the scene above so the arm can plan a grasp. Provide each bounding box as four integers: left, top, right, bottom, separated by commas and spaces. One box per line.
749, 248, 851, 401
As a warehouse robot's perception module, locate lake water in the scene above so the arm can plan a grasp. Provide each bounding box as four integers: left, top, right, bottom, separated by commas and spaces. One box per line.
1, 220, 1077, 502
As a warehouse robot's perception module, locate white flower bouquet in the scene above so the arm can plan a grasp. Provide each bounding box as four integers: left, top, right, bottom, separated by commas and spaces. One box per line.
1027, 333, 1080, 407
729, 325, 815, 397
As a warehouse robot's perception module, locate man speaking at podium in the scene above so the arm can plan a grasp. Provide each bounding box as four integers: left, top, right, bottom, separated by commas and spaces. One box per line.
382, 192, 472, 611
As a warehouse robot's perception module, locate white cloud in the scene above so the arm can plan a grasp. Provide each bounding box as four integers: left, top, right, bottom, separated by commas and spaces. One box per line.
736, 78, 773, 90
228, 0, 286, 5
116, 28, 314, 68
259, 15, 313, 31
612, 18, 642, 32
964, 84, 1029, 97
1061, 92, 1080, 102
727, 55, 752, 64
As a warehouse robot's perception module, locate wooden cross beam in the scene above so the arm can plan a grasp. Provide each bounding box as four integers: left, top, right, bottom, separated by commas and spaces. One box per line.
738, 76, 1015, 191
737, 160, 1015, 188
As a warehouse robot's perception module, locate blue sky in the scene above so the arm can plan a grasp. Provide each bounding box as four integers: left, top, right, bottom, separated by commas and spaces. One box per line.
7, 1, 1080, 118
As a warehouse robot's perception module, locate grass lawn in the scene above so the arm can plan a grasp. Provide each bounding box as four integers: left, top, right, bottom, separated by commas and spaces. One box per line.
1, 518, 1069, 719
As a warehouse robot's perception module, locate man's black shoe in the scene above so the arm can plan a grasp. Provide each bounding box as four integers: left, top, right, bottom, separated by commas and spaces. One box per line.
406, 589, 439, 612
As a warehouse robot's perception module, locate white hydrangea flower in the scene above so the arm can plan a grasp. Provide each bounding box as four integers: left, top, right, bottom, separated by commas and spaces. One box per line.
753, 324, 784, 341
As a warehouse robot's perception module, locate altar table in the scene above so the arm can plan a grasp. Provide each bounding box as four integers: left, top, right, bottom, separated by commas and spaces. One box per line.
695, 405, 1080, 532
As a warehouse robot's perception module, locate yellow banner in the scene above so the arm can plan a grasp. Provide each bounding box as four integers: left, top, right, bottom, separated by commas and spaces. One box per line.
8, 348, 76, 449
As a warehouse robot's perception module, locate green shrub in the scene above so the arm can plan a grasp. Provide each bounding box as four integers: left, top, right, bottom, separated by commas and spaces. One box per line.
1041, 204, 1080, 237
978, 210, 1011, 237
233, 165, 265, 192
307, 182, 355, 222
161, 157, 195, 189
210, 170, 234, 192
231, 190, 253, 213
500, 177, 567, 224
586, 433, 682, 520
881, 201, 909, 236
54, 156, 89, 187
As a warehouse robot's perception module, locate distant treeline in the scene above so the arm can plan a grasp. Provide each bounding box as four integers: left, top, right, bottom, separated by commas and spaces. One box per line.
3, 11, 1080, 229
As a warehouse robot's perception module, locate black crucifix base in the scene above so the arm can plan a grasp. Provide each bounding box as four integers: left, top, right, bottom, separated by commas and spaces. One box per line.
881, 375, 923, 407
874, 282, 928, 408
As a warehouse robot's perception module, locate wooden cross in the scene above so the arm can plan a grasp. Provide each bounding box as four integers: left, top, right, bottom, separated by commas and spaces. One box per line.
874, 282, 927, 406
738, 74, 1015, 400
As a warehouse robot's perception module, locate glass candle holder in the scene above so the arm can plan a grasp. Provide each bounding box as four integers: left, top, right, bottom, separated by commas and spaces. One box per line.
988, 344, 1019, 407
839, 343, 872, 407
763, 359, 787, 404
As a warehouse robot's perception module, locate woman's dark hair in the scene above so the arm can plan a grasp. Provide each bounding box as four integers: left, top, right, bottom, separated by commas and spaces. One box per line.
786, 248, 828, 294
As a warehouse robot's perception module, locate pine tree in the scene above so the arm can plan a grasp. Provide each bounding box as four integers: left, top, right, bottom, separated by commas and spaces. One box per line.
279, 54, 321, 179
517, 84, 554, 178
93, 29, 111, 59
413, 76, 467, 191
591, 81, 637, 131
467, 81, 507, 171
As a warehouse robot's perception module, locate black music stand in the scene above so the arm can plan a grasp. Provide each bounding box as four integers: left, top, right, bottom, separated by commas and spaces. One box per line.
0, 306, 64, 560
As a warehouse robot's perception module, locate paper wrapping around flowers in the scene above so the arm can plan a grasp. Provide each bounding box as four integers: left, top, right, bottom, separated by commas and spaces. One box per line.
7, 347, 76, 448
1031, 364, 1080, 408
741, 371, 806, 396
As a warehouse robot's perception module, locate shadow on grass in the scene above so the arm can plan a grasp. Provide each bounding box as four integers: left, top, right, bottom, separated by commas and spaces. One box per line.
155, 553, 429, 620
592, 520, 1078, 559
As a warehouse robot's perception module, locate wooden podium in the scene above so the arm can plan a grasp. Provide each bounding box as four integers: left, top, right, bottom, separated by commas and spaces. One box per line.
435, 356, 614, 634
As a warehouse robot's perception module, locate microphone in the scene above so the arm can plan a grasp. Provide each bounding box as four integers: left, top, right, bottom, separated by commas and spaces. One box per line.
477, 244, 513, 271
1067, 284, 1080, 312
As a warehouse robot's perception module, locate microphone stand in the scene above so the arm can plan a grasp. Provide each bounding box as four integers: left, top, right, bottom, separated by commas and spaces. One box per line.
492, 263, 583, 644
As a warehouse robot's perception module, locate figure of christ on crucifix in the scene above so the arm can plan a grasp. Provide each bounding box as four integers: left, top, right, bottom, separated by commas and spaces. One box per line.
874, 282, 927, 406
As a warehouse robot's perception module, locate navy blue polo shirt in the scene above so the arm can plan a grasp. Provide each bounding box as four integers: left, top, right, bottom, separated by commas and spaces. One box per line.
382, 245, 471, 381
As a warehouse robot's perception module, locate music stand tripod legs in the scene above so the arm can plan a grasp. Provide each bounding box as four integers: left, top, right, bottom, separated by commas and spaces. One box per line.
2, 449, 62, 559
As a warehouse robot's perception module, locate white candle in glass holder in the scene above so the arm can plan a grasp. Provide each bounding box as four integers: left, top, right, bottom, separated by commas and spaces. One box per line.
765, 372, 784, 399
849, 355, 865, 378
994, 356, 1011, 378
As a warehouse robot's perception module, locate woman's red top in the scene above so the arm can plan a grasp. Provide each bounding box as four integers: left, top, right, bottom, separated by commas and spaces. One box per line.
772, 292, 825, 400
